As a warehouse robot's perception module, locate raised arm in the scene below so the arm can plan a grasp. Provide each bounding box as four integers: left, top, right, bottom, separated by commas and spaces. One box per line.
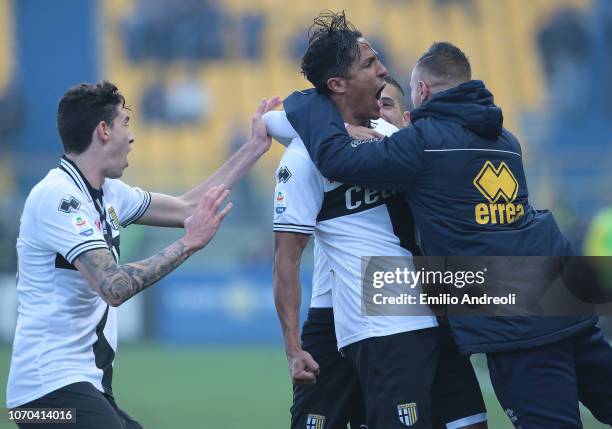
75, 186, 231, 306
263, 110, 297, 146
273, 232, 320, 384
284, 90, 424, 190
137, 97, 281, 227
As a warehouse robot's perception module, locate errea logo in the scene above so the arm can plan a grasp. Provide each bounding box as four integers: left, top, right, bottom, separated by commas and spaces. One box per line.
473, 160, 525, 225
474, 160, 518, 203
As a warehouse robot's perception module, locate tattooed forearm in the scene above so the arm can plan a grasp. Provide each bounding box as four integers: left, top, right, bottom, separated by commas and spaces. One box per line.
76, 241, 193, 306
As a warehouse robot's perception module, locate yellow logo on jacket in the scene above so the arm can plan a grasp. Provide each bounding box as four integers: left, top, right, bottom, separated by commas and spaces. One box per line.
473, 160, 524, 225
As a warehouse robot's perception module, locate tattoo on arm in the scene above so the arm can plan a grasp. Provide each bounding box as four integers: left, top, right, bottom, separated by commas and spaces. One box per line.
76, 240, 193, 306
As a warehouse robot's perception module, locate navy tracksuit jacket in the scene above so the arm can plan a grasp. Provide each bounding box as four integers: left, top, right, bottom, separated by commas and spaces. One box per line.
284, 81, 597, 354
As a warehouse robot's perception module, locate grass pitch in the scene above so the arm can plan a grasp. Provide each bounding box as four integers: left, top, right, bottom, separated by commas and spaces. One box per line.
0, 345, 607, 428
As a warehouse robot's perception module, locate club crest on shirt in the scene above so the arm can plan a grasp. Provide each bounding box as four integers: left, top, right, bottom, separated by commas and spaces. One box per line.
277, 166, 292, 183
305, 414, 325, 429
275, 191, 287, 214
107, 206, 120, 230
397, 403, 418, 426
72, 214, 94, 237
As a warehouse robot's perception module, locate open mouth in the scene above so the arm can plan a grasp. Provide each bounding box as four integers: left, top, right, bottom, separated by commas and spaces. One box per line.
375, 83, 386, 100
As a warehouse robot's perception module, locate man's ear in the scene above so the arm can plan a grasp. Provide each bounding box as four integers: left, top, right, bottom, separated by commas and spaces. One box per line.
327, 77, 347, 95
94, 121, 110, 144
419, 80, 431, 104
402, 110, 411, 127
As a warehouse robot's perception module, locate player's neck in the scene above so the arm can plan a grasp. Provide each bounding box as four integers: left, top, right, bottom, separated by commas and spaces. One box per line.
331, 96, 370, 127
65, 152, 105, 190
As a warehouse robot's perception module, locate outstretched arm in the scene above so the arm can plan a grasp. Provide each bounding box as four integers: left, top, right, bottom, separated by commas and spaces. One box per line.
137, 97, 281, 228
75, 186, 232, 306
273, 232, 320, 384
284, 90, 424, 190
263, 110, 297, 146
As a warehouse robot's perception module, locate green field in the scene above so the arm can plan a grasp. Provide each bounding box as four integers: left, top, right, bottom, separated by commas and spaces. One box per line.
0, 345, 607, 429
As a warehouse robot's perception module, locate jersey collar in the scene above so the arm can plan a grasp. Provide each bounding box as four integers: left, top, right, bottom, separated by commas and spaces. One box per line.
59, 155, 103, 202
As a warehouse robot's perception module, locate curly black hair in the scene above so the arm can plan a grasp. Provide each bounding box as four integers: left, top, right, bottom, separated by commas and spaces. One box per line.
300, 11, 363, 94
57, 81, 127, 154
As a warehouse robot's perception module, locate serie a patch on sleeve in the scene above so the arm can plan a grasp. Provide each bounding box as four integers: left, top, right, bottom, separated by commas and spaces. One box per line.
275, 190, 287, 214
72, 214, 95, 237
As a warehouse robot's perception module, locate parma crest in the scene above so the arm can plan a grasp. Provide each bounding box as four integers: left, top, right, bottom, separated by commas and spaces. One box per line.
397, 402, 418, 426
305, 414, 325, 429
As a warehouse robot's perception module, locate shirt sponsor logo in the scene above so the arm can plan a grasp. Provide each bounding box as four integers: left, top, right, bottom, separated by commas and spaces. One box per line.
345, 186, 392, 210
473, 160, 524, 225
397, 402, 418, 427
275, 191, 287, 214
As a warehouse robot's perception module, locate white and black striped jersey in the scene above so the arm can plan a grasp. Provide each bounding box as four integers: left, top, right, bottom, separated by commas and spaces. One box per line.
6, 156, 151, 408
270, 115, 437, 349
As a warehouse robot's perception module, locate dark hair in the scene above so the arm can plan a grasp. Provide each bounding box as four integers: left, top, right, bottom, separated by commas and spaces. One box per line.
416, 42, 471, 85
384, 75, 405, 97
300, 11, 362, 94
383, 75, 408, 110
57, 81, 126, 154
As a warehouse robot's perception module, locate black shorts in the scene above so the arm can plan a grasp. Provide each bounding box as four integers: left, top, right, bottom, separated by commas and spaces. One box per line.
487, 324, 612, 428
13, 382, 143, 429
344, 323, 486, 429
291, 308, 366, 429
433, 322, 487, 429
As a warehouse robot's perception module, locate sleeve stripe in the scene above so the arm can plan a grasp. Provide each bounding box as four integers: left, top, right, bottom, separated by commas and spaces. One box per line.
273, 223, 314, 232
273, 226, 314, 234
273, 228, 312, 236
66, 239, 107, 259
273, 222, 315, 228
66, 240, 108, 263
121, 191, 152, 227
68, 244, 111, 264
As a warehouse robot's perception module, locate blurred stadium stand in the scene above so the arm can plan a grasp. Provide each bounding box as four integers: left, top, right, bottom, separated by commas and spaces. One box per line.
0, 0, 13, 92
1, 0, 611, 345
100, 0, 612, 237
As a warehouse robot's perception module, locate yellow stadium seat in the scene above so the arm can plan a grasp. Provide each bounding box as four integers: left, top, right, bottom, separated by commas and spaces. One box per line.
0, 0, 15, 92
101, 0, 591, 190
